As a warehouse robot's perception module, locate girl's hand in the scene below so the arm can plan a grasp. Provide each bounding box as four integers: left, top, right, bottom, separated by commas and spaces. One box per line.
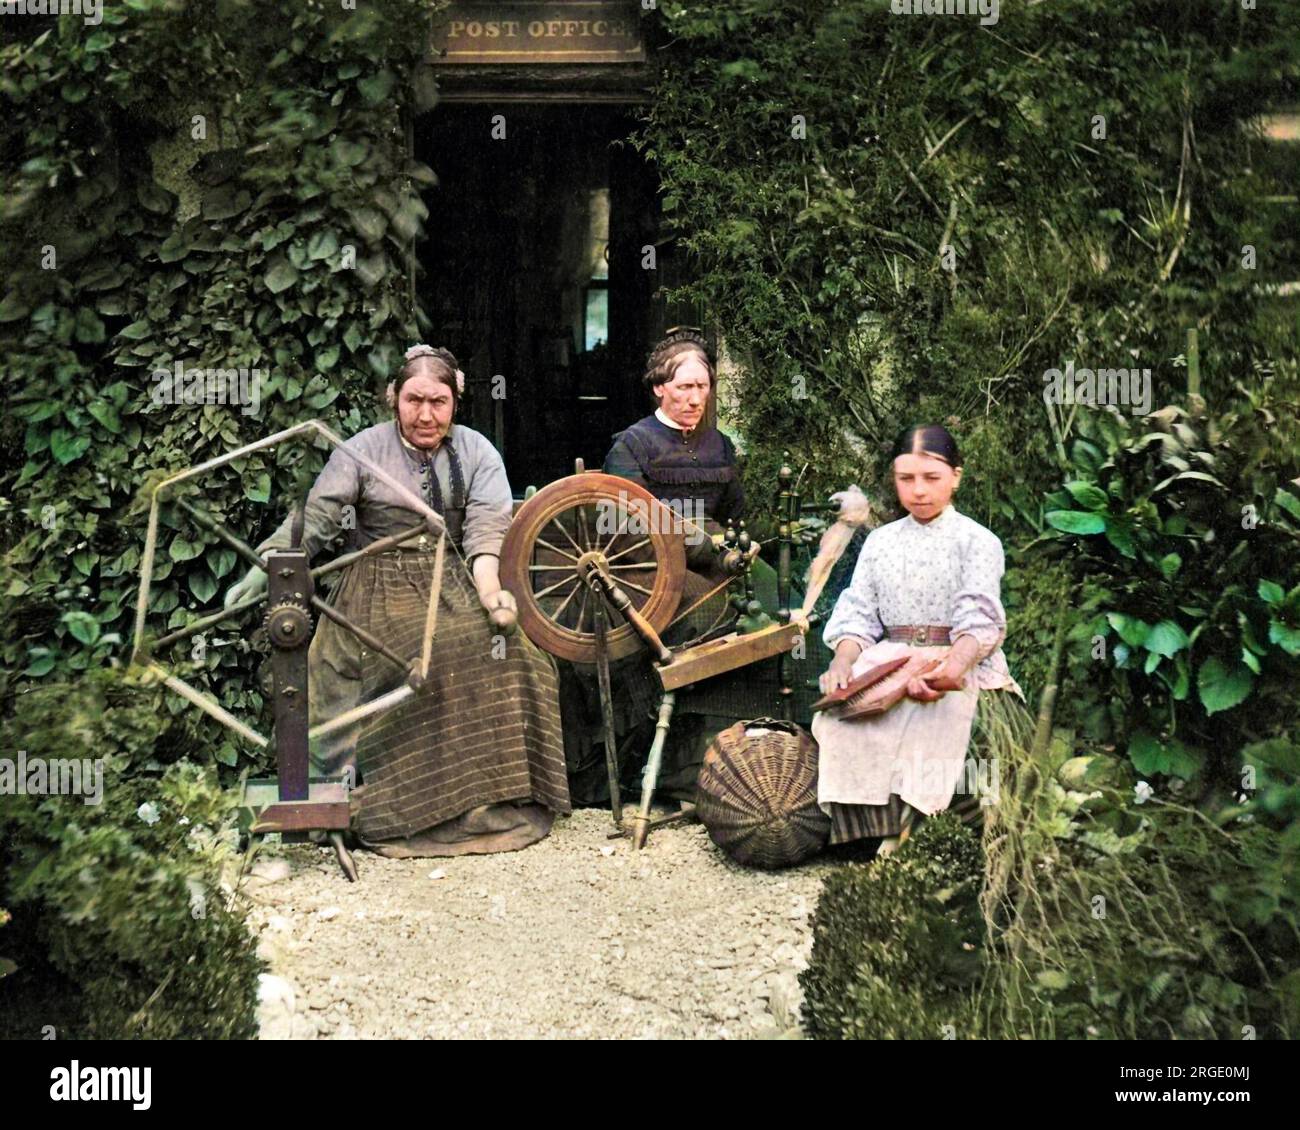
819, 651, 857, 694
906, 674, 945, 702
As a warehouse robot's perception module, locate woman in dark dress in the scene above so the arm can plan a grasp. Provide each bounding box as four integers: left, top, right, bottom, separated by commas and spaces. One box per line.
603, 326, 745, 532
557, 330, 756, 804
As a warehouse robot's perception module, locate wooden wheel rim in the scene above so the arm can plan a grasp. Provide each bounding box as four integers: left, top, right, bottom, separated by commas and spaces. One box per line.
499, 473, 686, 663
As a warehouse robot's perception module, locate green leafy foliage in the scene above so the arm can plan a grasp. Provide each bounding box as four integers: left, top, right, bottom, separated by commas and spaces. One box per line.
983, 757, 1300, 1040
0, 1, 445, 775
0, 668, 262, 1039
801, 814, 987, 1040
643, 0, 1299, 529
1036, 371, 1300, 784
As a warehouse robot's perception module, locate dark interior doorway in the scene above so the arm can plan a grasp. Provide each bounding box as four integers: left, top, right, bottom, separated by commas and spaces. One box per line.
415, 104, 686, 492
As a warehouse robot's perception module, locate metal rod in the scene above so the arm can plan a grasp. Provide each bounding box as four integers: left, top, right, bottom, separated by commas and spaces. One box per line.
309, 595, 410, 674
309, 683, 415, 740
631, 692, 675, 850
312, 524, 428, 580
150, 663, 268, 748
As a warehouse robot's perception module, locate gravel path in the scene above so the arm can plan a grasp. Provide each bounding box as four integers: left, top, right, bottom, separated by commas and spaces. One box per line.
247, 809, 834, 1040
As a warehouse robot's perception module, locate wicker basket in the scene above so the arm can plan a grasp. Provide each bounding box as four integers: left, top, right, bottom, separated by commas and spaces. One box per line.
695, 718, 829, 870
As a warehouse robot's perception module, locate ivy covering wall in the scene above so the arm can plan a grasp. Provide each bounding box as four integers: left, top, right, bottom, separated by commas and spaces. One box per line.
1, 0, 446, 770
1, 0, 445, 1036
643, 1, 1300, 1038
641, 0, 1298, 522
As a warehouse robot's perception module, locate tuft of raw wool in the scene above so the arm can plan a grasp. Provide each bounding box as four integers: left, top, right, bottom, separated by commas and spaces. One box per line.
796, 486, 875, 623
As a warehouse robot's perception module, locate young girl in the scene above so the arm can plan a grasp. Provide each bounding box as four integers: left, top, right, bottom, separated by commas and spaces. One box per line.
814, 424, 1022, 854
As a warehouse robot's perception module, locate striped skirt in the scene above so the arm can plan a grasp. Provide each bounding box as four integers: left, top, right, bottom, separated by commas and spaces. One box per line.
305, 549, 571, 856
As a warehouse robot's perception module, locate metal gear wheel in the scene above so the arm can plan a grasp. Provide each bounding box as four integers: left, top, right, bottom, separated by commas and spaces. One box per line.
263, 596, 313, 650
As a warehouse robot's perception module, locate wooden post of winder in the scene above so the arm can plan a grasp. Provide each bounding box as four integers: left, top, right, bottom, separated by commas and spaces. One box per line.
776, 455, 795, 719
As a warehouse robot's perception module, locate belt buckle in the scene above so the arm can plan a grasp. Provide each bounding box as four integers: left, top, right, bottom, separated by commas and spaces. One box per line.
913, 626, 929, 646
417, 534, 429, 553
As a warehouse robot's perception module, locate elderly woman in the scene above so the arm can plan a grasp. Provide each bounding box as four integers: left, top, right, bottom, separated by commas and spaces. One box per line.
603, 326, 744, 530
557, 330, 762, 805
224, 345, 571, 856
815, 424, 1022, 854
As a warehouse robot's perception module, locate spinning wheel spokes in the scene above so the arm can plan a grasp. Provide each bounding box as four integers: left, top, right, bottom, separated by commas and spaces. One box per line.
499, 473, 685, 663
534, 536, 578, 561
550, 516, 586, 557
604, 537, 652, 564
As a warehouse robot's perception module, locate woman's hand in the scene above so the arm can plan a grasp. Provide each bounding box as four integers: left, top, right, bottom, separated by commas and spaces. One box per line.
819, 640, 862, 694
472, 556, 517, 634
480, 588, 517, 635
224, 565, 267, 609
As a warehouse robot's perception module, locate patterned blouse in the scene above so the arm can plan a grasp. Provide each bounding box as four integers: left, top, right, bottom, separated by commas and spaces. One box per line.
822, 504, 1021, 692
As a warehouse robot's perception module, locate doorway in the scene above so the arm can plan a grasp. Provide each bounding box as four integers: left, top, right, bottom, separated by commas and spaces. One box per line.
415, 104, 687, 491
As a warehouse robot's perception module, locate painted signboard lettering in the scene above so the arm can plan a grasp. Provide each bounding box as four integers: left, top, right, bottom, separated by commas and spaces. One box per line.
432, 2, 645, 64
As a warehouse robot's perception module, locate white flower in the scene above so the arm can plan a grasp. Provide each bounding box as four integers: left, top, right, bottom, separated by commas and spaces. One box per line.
1134, 781, 1154, 805
178, 816, 190, 826
137, 802, 160, 825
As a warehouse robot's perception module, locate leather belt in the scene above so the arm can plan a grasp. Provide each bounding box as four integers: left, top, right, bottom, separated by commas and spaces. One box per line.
886, 624, 951, 646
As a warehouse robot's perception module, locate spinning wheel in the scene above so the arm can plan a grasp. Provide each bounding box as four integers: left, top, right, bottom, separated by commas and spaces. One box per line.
498, 458, 852, 851
499, 473, 687, 663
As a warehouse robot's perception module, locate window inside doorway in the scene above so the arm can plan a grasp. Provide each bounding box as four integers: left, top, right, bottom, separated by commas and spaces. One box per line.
581, 188, 610, 352
415, 105, 670, 489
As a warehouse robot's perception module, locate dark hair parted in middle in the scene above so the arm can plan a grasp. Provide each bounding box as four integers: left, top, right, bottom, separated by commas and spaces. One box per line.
394, 346, 460, 410
642, 326, 716, 394
891, 423, 963, 468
